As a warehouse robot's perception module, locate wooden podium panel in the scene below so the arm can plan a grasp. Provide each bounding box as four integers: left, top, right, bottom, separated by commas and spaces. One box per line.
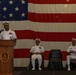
0, 40, 15, 75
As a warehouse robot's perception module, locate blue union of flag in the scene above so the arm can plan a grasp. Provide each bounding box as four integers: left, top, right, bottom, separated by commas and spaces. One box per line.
0, 0, 28, 21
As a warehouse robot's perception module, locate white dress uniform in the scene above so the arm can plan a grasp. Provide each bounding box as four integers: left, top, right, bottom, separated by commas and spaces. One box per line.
67, 45, 76, 70
30, 45, 44, 70
0, 29, 17, 40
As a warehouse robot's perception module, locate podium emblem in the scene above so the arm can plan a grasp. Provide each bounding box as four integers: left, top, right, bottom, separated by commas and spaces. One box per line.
1, 52, 9, 63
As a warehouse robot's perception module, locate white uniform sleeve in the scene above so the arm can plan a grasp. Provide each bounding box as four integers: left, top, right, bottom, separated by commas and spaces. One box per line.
67, 47, 70, 53
41, 46, 44, 52
12, 31, 17, 39
30, 47, 34, 52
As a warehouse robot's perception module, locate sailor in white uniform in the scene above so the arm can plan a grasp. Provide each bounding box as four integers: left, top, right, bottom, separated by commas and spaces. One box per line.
30, 38, 44, 70
67, 38, 76, 71
0, 21, 17, 42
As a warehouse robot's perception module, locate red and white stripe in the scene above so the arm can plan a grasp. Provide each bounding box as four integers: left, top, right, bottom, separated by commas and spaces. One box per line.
0, 0, 76, 67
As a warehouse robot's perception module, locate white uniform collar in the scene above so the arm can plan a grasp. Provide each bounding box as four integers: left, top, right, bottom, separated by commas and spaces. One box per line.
35, 45, 40, 46
4, 29, 11, 32
71, 45, 76, 47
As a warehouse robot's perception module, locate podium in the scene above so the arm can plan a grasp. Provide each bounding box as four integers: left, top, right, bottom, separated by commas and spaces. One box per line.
0, 40, 15, 75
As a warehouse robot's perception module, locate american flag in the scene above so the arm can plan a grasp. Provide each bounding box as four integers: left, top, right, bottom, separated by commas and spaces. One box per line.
0, 0, 76, 67
0, 0, 28, 20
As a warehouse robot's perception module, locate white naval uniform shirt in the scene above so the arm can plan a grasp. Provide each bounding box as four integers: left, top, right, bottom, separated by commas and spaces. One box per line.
67, 45, 76, 58
30, 45, 44, 53
0, 29, 17, 40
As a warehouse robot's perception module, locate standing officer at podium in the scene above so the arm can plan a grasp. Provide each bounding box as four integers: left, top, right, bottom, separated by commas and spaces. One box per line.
0, 21, 17, 42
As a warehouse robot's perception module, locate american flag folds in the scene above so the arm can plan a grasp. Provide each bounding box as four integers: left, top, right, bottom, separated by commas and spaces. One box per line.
0, 0, 76, 67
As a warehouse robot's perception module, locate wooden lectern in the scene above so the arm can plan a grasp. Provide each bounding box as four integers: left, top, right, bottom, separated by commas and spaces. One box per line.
0, 40, 15, 75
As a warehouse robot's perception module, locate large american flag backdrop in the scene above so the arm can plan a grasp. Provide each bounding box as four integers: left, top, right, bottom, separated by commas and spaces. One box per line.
0, 0, 76, 67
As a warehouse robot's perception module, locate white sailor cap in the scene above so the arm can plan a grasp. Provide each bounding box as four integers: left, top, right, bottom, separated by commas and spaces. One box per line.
35, 38, 41, 42
3, 21, 9, 25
